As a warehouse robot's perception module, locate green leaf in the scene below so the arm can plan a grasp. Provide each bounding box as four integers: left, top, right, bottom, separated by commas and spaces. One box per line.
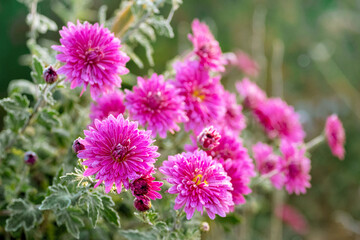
5, 199, 43, 232
123, 45, 144, 69
0, 93, 30, 116
140, 23, 156, 42
148, 16, 174, 38
98, 5, 108, 25
119, 229, 158, 240
132, 32, 154, 66
8, 79, 39, 96
31, 56, 44, 84
37, 108, 61, 130
79, 192, 103, 227
100, 195, 121, 227
55, 208, 84, 239
39, 184, 72, 210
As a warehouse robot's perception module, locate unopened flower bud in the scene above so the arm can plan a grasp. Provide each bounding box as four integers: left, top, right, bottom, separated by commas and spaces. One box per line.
72, 137, 85, 154
134, 197, 151, 212
200, 222, 210, 232
24, 151, 37, 165
197, 126, 221, 151
131, 178, 149, 196
43, 66, 58, 84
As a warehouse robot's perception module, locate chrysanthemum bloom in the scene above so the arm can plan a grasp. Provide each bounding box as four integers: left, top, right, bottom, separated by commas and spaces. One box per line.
24, 151, 38, 165
130, 169, 162, 200
234, 51, 259, 77
53, 21, 129, 98
90, 90, 125, 123
206, 131, 255, 177
280, 140, 311, 195
188, 19, 225, 72
77, 114, 159, 193
252, 142, 284, 189
159, 150, 234, 220
125, 73, 187, 138
134, 197, 151, 212
236, 78, 267, 109
197, 126, 221, 151
276, 204, 308, 235
253, 98, 305, 143
222, 159, 252, 205
325, 114, 345, 160
216, 89, 246, 135
72, 137, 85, 154
173, 60, 225, 133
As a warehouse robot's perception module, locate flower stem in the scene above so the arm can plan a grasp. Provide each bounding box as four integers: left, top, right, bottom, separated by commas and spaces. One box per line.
305, 134, 325, 151
270, 189, 284, 240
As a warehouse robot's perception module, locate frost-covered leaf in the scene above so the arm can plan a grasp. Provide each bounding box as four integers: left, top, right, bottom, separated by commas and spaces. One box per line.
5, 199, 43, 232
79, 192, 103, 227
37, 108, 61, 129
0, 93, 30, 116
31, 56, 44, 84
119, 229, 158, 240
123, 45, 144, 68
55, 208, 84, 239
135, 0, 159, 13
140, 23, 156, 41
98, 5, 108, 25
148, 15, 174, 38
132, 32, 154, 66
39, 184, 72, 210
100, 195, 120, 227
8, 79, 39, 96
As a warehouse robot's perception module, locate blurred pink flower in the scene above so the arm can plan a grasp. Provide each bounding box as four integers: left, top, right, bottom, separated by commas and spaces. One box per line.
188, 19, 225, 72
254, 98, 305, 143
90, 90, 125, 123
173, 60, 225, 133
325, 114, 345, 160
78, 115, 159, 193
236, 78, 267, 109
234, 51, 259, 77
130, 168, 162, 200
276, 204, 309, 235
159, 150, 234, 220
252, 142, 284, 189
280, 140, 311, 195
53, 21, 129, 98
125, 73, 187, 138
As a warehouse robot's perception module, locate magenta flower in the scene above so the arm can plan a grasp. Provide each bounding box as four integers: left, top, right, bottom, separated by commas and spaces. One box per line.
276, 204, 309, 235
173, 60, 225, 133
325, 114, 345, 160
188, 19, 225, 72
252, 142, 284, 189
77, 114, 159, 193
197, 126, 221, 151
216, 89, 246, 135
236, 78, 267, 109
159, 150, 234, 220
90, 90, 125, 123
280, 140, 311, 195
222, 159, 252, 205
125, 73, 187, 138
130, 168, 162, 200
206, 131, 255, 177
53, 21, 129, 98
234, 51, 259, 77
254, 98, 305, 143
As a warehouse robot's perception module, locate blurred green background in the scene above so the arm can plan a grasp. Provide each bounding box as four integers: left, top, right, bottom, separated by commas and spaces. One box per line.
1, 0, 360, 239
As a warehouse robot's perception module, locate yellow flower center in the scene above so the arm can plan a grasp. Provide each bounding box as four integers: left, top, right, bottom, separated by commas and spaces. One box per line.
192, 174, 207, 186
193, 89, 205, 101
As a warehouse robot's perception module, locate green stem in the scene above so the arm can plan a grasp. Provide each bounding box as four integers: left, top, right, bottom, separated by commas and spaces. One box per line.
305, 134, 325, 151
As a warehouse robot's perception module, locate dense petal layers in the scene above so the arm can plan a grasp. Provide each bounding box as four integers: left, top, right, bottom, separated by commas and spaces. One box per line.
325, 114, 345, 160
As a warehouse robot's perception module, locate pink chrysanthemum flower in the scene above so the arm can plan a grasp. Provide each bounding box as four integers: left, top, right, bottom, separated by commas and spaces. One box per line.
276, 204, 309, 235
222, 159, 252, 205
197, 126, 221, 151
252, 142, 284, 189
173, 60, 225, 133
130, 168, 163, 200
254, 98, 305, 143
206, 131, 255, 177
216, 89, 246, 135
90, 90, 125, 123
125, 73, 187, 138
159, 150, 234, 220
77, 114, 159, 193
325, 114, 345, 160
234, 51, 259, 77
188, 19, 225, 72
236, 78, 267, 109
53, 21, 129, 98
280, 140, 311, 195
